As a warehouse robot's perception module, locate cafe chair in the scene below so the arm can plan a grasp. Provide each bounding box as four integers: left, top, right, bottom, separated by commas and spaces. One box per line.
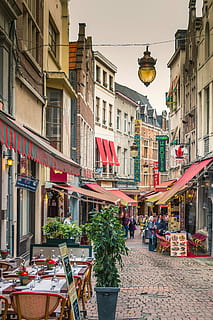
0, 295, 9, 320
0, 261, 13, 271
73, 275, 83, 300
71, 260, 93, 300
10, 291, 66, 320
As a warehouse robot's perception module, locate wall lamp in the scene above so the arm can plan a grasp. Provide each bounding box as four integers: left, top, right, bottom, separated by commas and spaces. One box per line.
3, 151, 14, 166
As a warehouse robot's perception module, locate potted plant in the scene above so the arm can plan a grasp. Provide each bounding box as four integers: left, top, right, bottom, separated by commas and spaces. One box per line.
0, 249, 9, 259
42, 218, 81, 244
85, 205, 128, 320
17, 266, 29, 285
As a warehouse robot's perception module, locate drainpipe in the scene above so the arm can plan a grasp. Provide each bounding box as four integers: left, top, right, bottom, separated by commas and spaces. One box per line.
42, 71, 48, 136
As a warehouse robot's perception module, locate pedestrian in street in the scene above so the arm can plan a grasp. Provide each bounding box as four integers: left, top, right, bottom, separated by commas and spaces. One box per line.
122, 213, 130, 239
156, 214, 167, 236
64, 212, 72, 225
147, 216, 157, 251
129, 215, 136, 239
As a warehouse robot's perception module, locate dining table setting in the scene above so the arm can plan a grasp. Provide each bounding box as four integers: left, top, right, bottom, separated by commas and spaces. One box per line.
0, 255, 94, 320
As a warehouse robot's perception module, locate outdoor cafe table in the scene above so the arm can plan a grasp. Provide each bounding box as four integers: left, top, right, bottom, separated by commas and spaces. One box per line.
0, 264, 89, 296
0, 264, 89, 319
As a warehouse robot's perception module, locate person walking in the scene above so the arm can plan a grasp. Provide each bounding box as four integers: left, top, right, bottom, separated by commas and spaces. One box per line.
147, 216, 157, 251
129, 216, 136, 239
122, 213, 130, 239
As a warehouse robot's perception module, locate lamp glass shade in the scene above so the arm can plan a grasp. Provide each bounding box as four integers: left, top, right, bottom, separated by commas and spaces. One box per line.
138, 67, 156, 87
130, 143, 139, 158
7, 158, 14, 166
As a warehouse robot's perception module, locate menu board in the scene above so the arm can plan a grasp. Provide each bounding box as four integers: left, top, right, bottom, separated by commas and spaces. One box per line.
59, 243, 80, 320
170, 233, 187, 257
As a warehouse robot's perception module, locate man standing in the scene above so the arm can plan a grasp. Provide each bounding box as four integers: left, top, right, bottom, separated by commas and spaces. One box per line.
64, 212, 72, 225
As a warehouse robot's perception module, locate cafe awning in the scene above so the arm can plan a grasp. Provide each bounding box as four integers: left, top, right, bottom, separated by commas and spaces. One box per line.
85, 183, 137, 206
53, 184, 118, 203
109, 190, 138, 206
145, 192, 164, 204
157, 158, 213, 205
155, 179, 176, 191
0, 112, 80, 176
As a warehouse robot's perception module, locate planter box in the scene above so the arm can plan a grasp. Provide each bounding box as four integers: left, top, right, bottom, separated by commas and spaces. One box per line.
45, 238, 76, 245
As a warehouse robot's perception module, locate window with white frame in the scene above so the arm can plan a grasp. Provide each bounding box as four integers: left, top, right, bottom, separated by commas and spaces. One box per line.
109, 75, 113, 91
109, 104, 112, 127
23, 0, 40, 61
102, 101, 106, 125
49, 19, 58, 57
103, 70, 107, 87
117, 109, 121, 130
124, 113, 128, 133
46, 88, 62, 151
96, 97, 100, 122
96, 65, 100, 83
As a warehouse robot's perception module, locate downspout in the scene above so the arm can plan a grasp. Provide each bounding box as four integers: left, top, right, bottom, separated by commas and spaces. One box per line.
42, 71, 48, 136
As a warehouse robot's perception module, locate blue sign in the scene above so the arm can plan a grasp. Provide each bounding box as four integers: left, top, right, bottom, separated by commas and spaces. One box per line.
16, 175, 39, 192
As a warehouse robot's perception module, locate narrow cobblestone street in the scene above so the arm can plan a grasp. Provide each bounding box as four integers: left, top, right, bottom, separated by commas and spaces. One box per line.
86, 229, 213, 320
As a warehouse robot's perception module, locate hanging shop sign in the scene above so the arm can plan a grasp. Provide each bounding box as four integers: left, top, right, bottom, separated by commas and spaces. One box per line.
134, 134, 140, 182
171, 145, 188, 161
16, 175, 39, 192
153, 161, 160, 187
158, 140, 166, 172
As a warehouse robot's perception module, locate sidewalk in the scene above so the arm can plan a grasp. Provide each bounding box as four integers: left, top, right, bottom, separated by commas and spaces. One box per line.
85, 228, 213, 320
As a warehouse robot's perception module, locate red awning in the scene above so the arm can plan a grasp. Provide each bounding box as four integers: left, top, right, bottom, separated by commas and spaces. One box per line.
157, 158, 213, 205
109, 190, 138, 206
0, 113, 80, 176
103, 139, 114, 165
155, 179, 176, 191
109, 141, 120, 166
53, 184, 118, 203
96, 137, 108, 165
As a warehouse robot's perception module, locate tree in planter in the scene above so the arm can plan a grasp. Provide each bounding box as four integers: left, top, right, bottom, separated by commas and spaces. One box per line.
85, 205, 128, 287
85, 205, 128, 320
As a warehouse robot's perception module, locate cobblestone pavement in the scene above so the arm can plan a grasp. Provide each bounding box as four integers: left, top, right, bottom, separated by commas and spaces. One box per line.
85, 229, 213, 320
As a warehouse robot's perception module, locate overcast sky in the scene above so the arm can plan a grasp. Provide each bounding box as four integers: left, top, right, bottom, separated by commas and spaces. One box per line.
69, 1, 203, 113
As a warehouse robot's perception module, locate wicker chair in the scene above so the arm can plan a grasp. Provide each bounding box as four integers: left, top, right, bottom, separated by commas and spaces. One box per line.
10, 291, 66, 320
0, 295, 9, 320
0, 261, 13, 271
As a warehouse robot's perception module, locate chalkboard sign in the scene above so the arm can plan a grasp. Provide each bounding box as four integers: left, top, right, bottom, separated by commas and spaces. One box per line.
72, 298, 80, 320
63, 255, 73, 285
59, 243, 80, 320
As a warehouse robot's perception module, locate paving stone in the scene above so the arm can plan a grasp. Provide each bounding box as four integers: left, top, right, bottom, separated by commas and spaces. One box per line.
86, 228, 213, 320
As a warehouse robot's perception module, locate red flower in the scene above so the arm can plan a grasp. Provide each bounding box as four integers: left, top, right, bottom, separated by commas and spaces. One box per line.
47, 259, 55, 264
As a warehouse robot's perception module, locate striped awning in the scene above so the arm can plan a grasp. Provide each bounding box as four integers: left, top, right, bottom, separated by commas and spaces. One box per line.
0, 112, 80, 176
156, 158, 213, 205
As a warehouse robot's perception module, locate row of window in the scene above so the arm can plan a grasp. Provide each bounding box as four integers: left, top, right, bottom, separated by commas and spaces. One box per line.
96, 65, 114, 91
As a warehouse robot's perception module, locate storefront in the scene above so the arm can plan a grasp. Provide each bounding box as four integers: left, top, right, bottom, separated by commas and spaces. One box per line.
156, 158, 213, 254
0, 112, 80, 258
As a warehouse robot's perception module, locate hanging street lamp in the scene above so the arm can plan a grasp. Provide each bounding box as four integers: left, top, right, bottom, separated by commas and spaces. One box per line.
138, 46, 157, 87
